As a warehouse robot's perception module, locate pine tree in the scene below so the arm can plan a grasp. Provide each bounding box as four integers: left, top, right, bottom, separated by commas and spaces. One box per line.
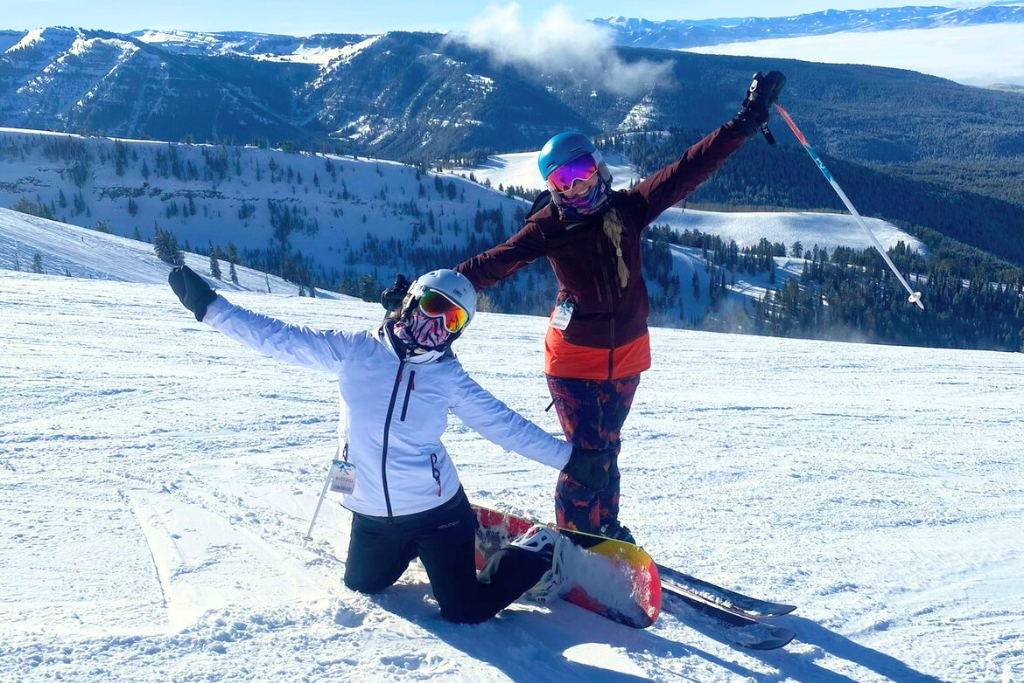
32, 252, 43, 274
153, 225, 183, 265
226, 242, 240, 284
209, 242, 222, 280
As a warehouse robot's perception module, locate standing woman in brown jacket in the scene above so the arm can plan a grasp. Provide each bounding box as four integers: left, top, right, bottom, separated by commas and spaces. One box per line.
454, 71, 787, 543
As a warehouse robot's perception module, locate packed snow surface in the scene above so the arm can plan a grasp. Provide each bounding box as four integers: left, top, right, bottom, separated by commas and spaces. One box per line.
1, 216, 1022, 682
688, 23, 1024, 87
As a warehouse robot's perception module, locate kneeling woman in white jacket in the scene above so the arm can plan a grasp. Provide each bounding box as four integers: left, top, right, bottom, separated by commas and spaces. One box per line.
168, 266, 609, 624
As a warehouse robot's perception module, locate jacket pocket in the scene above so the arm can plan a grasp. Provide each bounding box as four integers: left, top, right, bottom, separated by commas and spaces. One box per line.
400, 371, 416, 421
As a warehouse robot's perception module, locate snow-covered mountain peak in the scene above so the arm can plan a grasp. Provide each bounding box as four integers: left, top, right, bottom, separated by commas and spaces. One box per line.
4, 26, 82, 55
129, 28, 374, 65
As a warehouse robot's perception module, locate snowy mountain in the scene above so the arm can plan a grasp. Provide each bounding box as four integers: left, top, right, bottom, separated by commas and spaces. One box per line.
3, 26, 1023, 180
1, 225, 1022, 681
689, 23, 1024, 88
592, 4, 1024, 49
129, 30, 369, 62
0, 27, 320, 146
594, 5, 1024, 88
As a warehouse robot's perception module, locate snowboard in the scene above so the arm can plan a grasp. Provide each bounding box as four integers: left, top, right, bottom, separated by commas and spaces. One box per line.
472, 504, 661, 629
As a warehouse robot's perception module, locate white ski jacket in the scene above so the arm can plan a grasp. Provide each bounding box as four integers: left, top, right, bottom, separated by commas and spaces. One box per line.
203, 296, 572, 518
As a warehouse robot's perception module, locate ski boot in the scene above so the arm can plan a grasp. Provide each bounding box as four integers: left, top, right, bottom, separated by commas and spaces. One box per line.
511, 525, 566, 603
599, 519, 635, 544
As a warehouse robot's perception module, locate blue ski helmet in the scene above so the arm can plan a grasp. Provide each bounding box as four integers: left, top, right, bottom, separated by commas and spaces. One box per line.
537, 132, 613, 217
538, 132, 599, 179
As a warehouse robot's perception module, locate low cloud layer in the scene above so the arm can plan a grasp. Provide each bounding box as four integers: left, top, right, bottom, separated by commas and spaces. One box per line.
451, 4, 673, 97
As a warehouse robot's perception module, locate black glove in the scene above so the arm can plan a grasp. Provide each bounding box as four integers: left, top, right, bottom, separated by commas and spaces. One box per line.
743, 70, 786, 122
168, 265, 217, 322
736, 70, 786, 142
380, 273, 411, 313
561, 446, 612, 491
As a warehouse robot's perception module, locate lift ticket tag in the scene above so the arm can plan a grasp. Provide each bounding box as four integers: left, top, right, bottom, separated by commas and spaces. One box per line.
329, 460, 357, 495
551, 300, 575, 331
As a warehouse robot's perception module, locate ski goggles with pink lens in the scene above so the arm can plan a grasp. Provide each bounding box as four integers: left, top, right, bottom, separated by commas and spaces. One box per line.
418, 288, 469, 333
545, 154, 600, 193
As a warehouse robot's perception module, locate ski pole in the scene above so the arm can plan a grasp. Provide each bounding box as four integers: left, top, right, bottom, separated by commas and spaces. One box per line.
306, 446, 340, 539
772, 103, 924, 310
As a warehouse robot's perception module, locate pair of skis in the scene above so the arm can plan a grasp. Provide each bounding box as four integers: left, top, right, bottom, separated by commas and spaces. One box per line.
656, 563, 796, 650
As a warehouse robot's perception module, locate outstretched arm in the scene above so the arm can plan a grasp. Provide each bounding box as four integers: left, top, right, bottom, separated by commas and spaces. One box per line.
169, 265, 355, 375
454, 221, 547, 290
628, 118, 753, 227
202, 297, 356, 375
449, 368, 571, 469
449, 366, 612, 490
629, 70, 787, 227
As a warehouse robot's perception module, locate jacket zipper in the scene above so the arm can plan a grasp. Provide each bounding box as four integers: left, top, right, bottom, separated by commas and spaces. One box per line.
595, 237, 618, 380
607, 319, 616, 381
400, 370, 415, 421
594, 239, 616, 308
380, 361, 406, 520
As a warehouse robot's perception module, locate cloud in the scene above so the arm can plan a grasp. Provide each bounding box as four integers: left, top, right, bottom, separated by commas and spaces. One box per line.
450, 3, 672, 97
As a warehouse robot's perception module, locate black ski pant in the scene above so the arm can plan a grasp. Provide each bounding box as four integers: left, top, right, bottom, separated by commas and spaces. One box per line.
343, 487, 549, 624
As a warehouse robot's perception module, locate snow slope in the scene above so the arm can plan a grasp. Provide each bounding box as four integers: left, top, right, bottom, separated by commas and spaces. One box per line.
1, 211, 1022, 682
0, 127, 528, 279
688, 23, 1024, 87
0, 207, 336, 296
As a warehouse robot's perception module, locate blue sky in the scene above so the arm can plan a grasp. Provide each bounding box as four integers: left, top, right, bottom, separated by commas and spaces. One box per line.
5, 1, 931, 35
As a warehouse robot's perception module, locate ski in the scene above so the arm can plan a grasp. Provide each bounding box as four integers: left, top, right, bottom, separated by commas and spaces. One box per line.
660, 583, 796, 651
656, 563, 797, 618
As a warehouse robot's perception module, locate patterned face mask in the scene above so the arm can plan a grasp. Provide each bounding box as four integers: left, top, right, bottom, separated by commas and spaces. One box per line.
394, 307, 451, 351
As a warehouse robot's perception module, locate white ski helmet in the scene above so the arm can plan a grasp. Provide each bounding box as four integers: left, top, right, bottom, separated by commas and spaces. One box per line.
406, 269, 477, 328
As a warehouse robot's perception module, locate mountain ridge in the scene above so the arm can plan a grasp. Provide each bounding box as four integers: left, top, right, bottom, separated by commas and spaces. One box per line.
591, 4, 1024, 49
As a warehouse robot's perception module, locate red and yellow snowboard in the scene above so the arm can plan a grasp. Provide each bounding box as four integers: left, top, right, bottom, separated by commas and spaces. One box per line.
472, 505, 661, 628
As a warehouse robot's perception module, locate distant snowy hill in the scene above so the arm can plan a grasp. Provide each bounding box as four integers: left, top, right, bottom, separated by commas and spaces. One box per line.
594, 4, 1024, 87
688, 23, 1024, 87
0, 127, 530, 287
593, 4, 1024, 48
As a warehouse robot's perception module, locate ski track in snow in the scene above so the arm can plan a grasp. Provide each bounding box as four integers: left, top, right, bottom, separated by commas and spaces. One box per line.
1, 234, 1023, 681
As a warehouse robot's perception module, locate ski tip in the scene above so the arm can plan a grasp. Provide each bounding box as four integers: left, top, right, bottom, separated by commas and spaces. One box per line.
742, 628, 796, 651
764, 604, 798, 617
